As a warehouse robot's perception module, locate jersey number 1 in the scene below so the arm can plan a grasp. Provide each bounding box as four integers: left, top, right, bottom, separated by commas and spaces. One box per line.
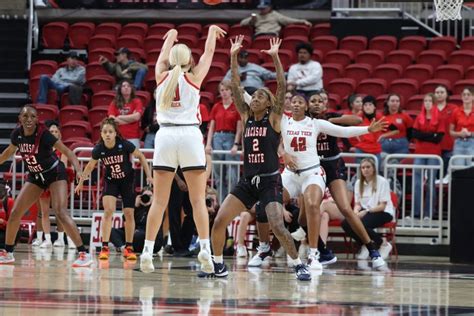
290, 137, 307, 152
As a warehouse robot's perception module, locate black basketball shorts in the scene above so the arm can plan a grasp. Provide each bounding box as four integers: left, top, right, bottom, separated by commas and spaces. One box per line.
321, 157, 347, 186
27, 161, 68, 190
102, 173, 136, 208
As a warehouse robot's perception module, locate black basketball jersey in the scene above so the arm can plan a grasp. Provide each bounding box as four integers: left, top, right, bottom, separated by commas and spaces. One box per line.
243, 113, 280, 178
10, 126, 59, 174
316, 112, 344, 160
92, 138, 136, 180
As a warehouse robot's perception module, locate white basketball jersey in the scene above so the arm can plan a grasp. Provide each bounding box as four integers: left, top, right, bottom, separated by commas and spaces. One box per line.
155, 72, 201, 125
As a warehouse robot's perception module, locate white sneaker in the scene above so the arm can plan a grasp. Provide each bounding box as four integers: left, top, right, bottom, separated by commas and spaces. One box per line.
67, 236, 76, 249
197, 248, 214, 274
140, 252, 155, 273
286, 254, 295, 268
53, 238, 65, 247
236, 245, 247, 258
40, 240, 52, 248
32, 238, 42, 247
248, 247, 273, 267
307, 253, 323, 270
371, 256, 386, 269
378, 242, 393, 260
72, 252, 93, 268
291, 227, 307, 241
356, 245, 369, 260
298, 243, 309, 260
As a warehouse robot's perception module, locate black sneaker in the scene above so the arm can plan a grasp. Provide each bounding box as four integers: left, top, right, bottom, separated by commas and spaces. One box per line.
197, 261, 228, 278
295, 264, 311, 281
319, 250, 337, 265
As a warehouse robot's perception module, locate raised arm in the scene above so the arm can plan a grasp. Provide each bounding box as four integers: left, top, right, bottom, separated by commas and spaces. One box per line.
0, 144, 17, 166
229, 35, 249, 121
192, 25, 227, 85
329, 114, 363, 126
155, 29, 178, 81
317, 117, 387, 138
262, 38, 285, 117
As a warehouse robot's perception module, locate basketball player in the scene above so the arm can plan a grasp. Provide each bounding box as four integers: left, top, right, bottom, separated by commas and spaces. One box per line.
280, 94, 387, 270
76, 118, 152, 261
139, 25, 227, 274
304, 92, 387, 268
205, 36, 311, 281
0, 106, 92, 267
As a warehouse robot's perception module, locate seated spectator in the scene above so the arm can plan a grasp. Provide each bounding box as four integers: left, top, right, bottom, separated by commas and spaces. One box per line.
319, 189, 348, 247
345, 94, 363, 115
141, 91, 158, 149
99, 47, 148, 90
412, 93, 445, 220
205, 80, 242, 197
36, 52, 85, 105
108, 79, 144, 148
450, 87, 474, 167
287, 42, 323, 98
0, 184, 15, 248
341, 158, 394, 260
223, 50, 276, 95
240, 0, 311, 37
380, 94, 413, 156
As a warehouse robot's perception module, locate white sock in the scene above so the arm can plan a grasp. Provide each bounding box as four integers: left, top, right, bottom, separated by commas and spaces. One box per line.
37, 231, 43, 241
166, 234, 172, 246
143, 240, 155, 255
45, 234, 51, 242
309, 248, 319, 257
199, 239, 210, 250
259, 242, 270, 252
58, 232, 64, 241
67, 236, 75, 247
213, 255, 223, 264
290, 257, 302, 266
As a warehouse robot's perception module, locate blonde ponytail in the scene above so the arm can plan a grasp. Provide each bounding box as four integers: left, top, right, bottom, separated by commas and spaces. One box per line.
158, 44, 191, 110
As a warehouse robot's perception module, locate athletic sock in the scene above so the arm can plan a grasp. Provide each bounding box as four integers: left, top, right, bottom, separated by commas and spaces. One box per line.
309, 248, 319, 257
5, 244, 14, 253
57, 232, 64, 241
143, 240, 155, 255
125, 242, 133, 248
37, 231, 44, 241
44, 234, 51, 242
290, 257, 302, 266
102, 241, 109, 248
365, 241, 377, 251
77, 245, 87, 253
213, 255, 223, 264
258, 242, 270, 252
199, 239, 210, 251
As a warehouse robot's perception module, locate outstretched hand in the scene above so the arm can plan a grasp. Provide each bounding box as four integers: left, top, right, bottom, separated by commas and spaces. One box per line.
260, 37, 282, 56
368, 117, 389, 133
210, 25, 227, 39
163, 29, 178, 42
230, 35, 244, 55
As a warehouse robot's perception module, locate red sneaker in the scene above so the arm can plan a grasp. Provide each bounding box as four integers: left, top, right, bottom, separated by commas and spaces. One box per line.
98, 246, 110, 260
123, 246, 137, 261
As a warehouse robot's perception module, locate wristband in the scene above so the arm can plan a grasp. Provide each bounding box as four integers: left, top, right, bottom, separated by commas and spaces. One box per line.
234, 143, 240, 146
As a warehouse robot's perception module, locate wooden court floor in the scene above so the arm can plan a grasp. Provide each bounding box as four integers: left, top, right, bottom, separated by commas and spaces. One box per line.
0, 245, 473, 315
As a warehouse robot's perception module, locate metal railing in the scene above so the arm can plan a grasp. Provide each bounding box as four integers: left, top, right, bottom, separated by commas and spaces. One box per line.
27, 0, 39, 70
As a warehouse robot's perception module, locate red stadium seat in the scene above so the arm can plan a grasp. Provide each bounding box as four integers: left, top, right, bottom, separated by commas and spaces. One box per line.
328, 94, 341, 109
420, 79, 452, 94
221, 35, 250, 49
29, 77, 57, 104
373, 64, 403, 85
228, 24, 253, 38
62, 121, 91, 141
429, 36, 457, 55
340, 36, 368, 54
200, 91, 215, 107
311, 36, 338, 58
465, 65, 474, 79
146, 48, 161, 63
460, 36, 474, 50
177, 34, 198, 48
207, 62, 228, 78
190, 48, 204, 64
312, 49, 324, 62
327, 78, 357, 100
251, 36, 275, 50
345, 63, 373, 85
406, 95, 425, 111
95, 22, 122, 38
322, 63, 344, 87
91, 123, 102, 143
117, 34, 143, 49
135, 91, 151, 106
355, 50, 385, 68
281, 35, 309, 51
61, 93, 88, 107
245, 49, 263, 64
399, 36, 427, 56
389, 79, 419, 104
357, 78, 387, 96
282, 24, 310, 38
69, 141, 95, 152
265, 79, 277, 94
177, 23, 202, 37
88, 34, 116, 51
59, 105, 88, 125
128, 47, 146, 62
87, 75, 115, 94
30, 60, 58, 79
42, 22, 69, 49
434, 64, 464, 83
148, 23, 175, 37
449, 95, 463, 105
121, 22, 148, 40
202, 76, 224, 94
85, 62, 109, 80
453, 79, 474, 94
324, 50, 354, 67
385, 50, 416, 69
309, 23, 330, 38
145, 74, 156, 92
35, 104, 59, 122
203, 23, 230, 35
91, 90, 116, 108
369, 35, 398, 56
448, 50, 474, 69
88, 106, 109, 127
144, 35, 165, 53
88, 47, 115, 63
68, 22, 95, 49
417, 50, 447, 69
213, 49, 231, 65
403, 64, 434, 86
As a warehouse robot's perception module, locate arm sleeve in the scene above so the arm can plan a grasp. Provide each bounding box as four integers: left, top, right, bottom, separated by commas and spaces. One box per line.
274, 11, 307, 25
133, 99, 144, 115
91, 145, 101, 160
287, 66, 297, 83
257, 65, 276, 81
240, 16, 252, 26
378, 177, 391, 203
295, 62, 322, 87
108, 103, 118, 116
317, 119, 369, 138
102, 61, 116, 75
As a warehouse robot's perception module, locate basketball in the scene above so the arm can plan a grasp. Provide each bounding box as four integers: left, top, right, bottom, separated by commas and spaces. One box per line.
203, 0, 222, 5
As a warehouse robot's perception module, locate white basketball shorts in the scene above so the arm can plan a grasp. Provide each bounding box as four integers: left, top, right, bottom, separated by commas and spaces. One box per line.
281, 166, 327, 199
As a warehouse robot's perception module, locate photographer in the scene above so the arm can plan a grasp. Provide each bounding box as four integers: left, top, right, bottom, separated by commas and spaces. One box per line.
110, 187, 163, 253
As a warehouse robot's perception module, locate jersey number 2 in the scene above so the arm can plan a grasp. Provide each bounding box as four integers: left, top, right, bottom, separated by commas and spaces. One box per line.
252, 139, 259, 152
290, 137, 307, 152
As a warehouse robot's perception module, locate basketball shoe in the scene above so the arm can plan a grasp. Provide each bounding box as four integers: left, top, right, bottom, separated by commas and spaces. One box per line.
140, 252, 155, 273
248, 247, 273, 267
0, 250, 14, 264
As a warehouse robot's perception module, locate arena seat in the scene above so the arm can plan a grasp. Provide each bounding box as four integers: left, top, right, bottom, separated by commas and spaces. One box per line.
403, 64, 434, 86
265, 79, 277, 94
85, 62, 109, 81
211, 49, 231, 65
29, 76, 57, 104
228, 24, 253, 38
95, 22, 122, 38
203, 23, 230, 35
35, 104, 59, 122
88, 47, 115, 63
385, 50, 416, 69
117, 34, 143, 49
91, 90, 116, 108
309, 23, 330, 38
30, 60, 58, 79
406, 95, 425, 111
357, 78, 387, 96
449, 95, 463, 105
59, 105, 88, 125
373, 64, 403, 85
327, 78, 356, 100
420, 79, 451, 94
61, 93, 88, 107
448, 50, 474, 69
68, 22, 95, 49
202, 76, 223, 94
327, 94, 341, 109
251, 36, 275, 50
135, 91, 151, 106
465, 65, 474, 79
128, 47, 146, 62
177, 34, 198, 48
417, 50, 447, 69
177, 23, 202, 37
200, 91, 215, 107
460, 36, 474, 50
121, 22, 148, 40
428, 36, 457, 55
355, 50, 385, 68
148, 23, 175, 37
88, 34, 117, 51
144, 35, 165, 53
434, 64, 464, 83
197, 36, 225, 51
376, 94, 390, 110
344, 63, 372, 85
282, 24, 310, 38
389, 79, 419, 104
63, 137, 93, 149
399, 36, 427, 56
88, 106, 109, 127
340, 36, 368, 54
245, 49, 262, 64
87, 75, 115, 94
311, 36, 338, 58
453, 79, 474, 94
42, 22, 69, 49
324, 50, 354, 67
62, 121, 92, 141
281, 35, 309, 51
69, 141, 95, 152
312, 49, 324, 62
322, 63, 344, 87
369, 35, 398, 56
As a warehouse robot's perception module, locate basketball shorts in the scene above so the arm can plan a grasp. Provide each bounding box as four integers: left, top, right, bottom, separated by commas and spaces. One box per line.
153, 125, 206, 172
230, 173, 283, 212
27, 161, 68, 190
281, 166, 327, 199
321, 157, 347, 185
102, 173, 135, 208
39, 167, 75, 199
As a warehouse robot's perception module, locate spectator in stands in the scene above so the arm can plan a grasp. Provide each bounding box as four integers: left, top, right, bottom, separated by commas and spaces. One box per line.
380, 94, 413, 156
0, 184, 15, 248
287, 42, 323, 98
36, 52, 85, 105
435, 85, 459, 183
240, 0, 311, 37
99, 47, 148, 90
283, 90, 294, 117
141, 91, 158, 149
412, 94, 445, 220
223, 50, 276, 95
342, 158, 394, 260
108, 79, 144, 148
450, 87, 474, 167
346, 94, 363, 115
205, 80, 242, 197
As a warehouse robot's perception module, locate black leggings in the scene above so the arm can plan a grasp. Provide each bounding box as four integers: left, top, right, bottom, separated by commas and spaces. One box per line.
168, 179, 195, 252
341, 212, 393, 247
